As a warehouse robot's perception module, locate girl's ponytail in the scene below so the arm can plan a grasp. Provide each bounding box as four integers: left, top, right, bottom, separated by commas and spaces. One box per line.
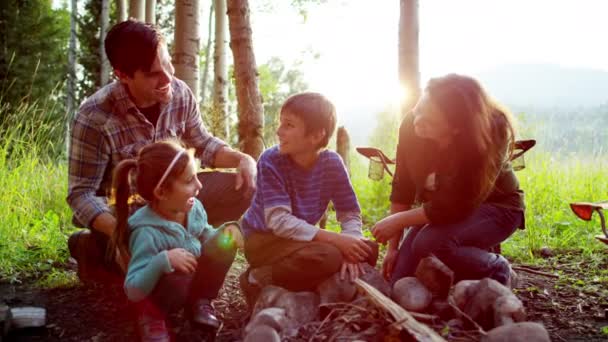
108, 159, 137, 262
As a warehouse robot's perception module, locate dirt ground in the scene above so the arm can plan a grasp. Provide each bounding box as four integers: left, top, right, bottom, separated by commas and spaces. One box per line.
2, 252, 608, 342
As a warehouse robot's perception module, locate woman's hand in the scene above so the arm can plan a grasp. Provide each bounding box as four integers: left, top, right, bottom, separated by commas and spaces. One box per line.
382, 247, 399, 280
371, 214, 405, 244
340, 262, 366, 282
167, 248, 197, 274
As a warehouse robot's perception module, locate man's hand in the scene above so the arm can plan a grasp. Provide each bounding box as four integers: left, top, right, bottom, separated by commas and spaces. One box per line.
222, 223, 244, 249
333, 234, 373, 263
235, 154, 256, 196
382, 247, 399, 280
167, 248, 197, 274
371, 214, 404, 244
340, 262, 366, 282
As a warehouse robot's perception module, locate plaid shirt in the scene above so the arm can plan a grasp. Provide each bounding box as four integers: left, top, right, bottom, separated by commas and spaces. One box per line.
67, 78, 226, 227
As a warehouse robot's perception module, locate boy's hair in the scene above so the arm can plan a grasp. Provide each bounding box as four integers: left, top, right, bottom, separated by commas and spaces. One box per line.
108, 140, 194, 261
281, 92, 337, 148
105, 19, 165, 78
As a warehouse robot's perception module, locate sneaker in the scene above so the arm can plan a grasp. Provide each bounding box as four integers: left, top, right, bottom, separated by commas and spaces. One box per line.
190, 299, 221, 330
137, 314, 170, 342
238, 268, 262, 310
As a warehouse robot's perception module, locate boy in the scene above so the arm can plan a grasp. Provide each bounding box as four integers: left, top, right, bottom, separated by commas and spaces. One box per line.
239, 92, 377, 307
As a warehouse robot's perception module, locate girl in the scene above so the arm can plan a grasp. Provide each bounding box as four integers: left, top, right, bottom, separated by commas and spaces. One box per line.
110, 140, 243, 341
372, 74, 524, 287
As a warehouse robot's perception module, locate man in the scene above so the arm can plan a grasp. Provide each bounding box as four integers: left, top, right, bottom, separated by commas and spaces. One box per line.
67, 19, 255, 286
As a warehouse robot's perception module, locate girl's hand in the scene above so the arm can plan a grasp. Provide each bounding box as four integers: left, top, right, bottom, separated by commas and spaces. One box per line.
371, 215, 404, 244
167, 248, 197, 274
340, 262, 366, 282
223, 223, 244, 249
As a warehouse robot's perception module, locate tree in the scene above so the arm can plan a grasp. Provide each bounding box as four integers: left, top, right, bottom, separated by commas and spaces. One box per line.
211, 0, 228, 140
146, 0, 157, 24
399, 0, 420, 115
200, 1, 214, 104
227, 0, 264, 159
116, 0, 127, 22
66, 0, 78, 152
173, 0, 201, 99
99, 0, 111, 86
129, 0, 145, 21
0, 1, 70, 108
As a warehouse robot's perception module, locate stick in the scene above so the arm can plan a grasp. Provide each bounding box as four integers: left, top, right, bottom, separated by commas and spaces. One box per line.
354, 278, 446, 342
512, 266, 559, 278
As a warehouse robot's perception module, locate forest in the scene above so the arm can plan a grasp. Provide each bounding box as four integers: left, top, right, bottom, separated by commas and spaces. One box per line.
1, 0, 608, 341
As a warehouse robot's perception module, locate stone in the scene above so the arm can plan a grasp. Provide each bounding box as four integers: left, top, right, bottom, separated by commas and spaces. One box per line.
481, 322, 550, 342
392, 277, 432, 312
274, 290, 320, 325
414, 255, 454, 299
357, 263, 391, 297
252, 285, 289, 318
244, 307, 289, 337
243, 324, 281, 342
317, 272, 357, 305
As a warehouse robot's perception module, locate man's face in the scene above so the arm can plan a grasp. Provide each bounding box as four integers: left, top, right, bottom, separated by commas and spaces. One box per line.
118, 44, 175, 108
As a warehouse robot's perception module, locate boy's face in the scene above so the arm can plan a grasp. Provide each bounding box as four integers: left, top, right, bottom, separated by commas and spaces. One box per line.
116, 44, 175, 108
277, 111, 324, 156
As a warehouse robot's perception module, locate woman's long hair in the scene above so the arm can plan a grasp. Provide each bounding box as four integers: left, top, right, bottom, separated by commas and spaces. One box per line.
108, 140, 191, 261
426, 74, 516, 204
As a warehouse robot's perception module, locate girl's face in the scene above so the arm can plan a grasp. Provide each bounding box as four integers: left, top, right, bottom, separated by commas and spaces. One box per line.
412, 92, 457, 144
156, 157, 202, 214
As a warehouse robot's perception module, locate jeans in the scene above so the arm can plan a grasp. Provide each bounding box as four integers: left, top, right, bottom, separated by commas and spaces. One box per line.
390, 204, 523, 286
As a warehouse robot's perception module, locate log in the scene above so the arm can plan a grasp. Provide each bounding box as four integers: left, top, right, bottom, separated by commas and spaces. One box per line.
354, 278, 446, 342
10, 307, 46, 329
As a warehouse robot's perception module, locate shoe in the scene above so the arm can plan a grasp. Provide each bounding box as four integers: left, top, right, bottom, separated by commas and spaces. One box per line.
239, 268, 262, 310
68, 230, 121, 284
190, 299, 221, 330
137, 313, 170, 342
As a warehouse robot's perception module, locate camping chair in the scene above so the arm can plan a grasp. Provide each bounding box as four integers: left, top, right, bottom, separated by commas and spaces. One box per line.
569, 202, 608, 245
356, 139, 537, 254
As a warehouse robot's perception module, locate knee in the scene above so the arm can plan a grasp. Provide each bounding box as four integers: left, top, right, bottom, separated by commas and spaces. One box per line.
297, 242, 343, 276
411, 231, 455, 259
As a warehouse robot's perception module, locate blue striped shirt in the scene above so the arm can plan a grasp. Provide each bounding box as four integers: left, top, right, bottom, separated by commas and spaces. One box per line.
241, 146, 362, 239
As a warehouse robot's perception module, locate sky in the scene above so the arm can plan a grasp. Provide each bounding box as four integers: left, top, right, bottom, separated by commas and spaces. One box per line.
249, 0, 608, 124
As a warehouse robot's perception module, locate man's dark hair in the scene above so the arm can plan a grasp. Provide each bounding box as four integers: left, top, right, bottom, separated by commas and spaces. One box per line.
105, 19, 165, 77
281, 92, 337, 148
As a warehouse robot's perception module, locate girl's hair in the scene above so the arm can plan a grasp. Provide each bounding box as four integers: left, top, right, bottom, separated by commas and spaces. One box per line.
108, 140, 194, 260
425, 74, 516, 204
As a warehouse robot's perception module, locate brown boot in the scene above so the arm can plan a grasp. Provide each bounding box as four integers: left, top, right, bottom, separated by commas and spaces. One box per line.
68, 230, 122, 284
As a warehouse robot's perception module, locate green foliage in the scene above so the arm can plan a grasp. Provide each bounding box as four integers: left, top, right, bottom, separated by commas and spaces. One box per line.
0, 0, 69, 107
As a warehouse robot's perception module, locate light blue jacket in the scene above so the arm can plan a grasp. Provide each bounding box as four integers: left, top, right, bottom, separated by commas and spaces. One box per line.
124, 199, 214, 302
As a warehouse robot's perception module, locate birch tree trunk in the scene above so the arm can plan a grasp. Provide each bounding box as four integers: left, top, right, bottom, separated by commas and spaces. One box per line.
399, 0, 420, 115
100, 0, 111, 86
117, 0, 127, 22
212, 0, 228, 140
200, 1, 214, 104
129, 0, 145, 21
66, 0, 78, 154
173, 0, 201, 100
227, 0, 264, 159
146, 0, 156, 24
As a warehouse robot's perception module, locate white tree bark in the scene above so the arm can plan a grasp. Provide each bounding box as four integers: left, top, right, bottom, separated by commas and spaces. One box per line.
129, 0, 145, 21
200, 1, 214, 104
173, 0, 201, 101
117, 0, 127, 22
227, 0, 264, 159
146, 0, 156, 24
212, 0, 228, 140
66, 0, 78, 154
399, 0, 420, 115
100, 0, 111, 85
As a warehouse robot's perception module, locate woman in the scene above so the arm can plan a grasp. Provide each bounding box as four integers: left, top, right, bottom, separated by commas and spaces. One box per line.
371, 74, 524, 287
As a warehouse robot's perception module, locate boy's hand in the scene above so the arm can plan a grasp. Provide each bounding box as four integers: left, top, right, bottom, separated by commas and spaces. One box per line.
333, 234, 373, 263
223, 223, 244, 249
167, 248, 197, 274
340, 262, 366, 282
